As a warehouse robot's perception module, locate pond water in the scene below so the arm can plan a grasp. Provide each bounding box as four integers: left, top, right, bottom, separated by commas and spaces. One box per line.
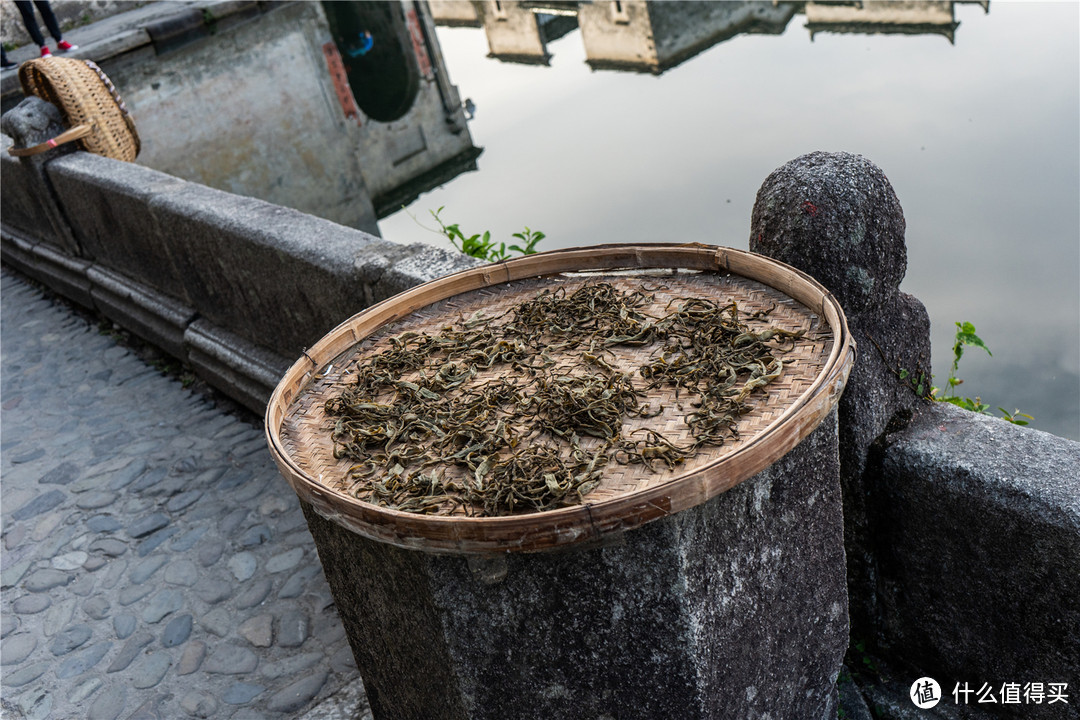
380, 1, 1079, 440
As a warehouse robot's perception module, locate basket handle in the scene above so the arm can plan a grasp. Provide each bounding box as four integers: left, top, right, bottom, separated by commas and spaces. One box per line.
7, 124, 93, 157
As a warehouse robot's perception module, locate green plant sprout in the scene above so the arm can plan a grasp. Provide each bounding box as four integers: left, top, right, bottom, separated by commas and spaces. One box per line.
428, 207, 544, 262
931, 321, 1032, 426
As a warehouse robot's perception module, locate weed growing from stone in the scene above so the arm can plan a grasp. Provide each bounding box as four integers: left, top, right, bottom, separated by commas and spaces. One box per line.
423, 206, 545, 262
931, 321, 1033, 426
892, 321, 1033, 426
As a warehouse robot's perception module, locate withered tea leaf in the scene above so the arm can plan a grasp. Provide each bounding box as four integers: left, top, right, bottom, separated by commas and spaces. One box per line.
324, 282, 802, 517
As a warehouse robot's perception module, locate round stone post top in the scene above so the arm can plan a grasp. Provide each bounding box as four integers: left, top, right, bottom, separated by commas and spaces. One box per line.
1, 96, 66, 151
749, 151, 907, 315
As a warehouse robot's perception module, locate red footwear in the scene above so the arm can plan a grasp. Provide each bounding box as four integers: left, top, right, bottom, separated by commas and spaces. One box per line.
57, 40, 78, 53
40, 46, 52, 58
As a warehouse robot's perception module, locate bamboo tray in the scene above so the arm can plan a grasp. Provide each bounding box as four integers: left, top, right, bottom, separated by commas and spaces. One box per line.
265, 244, 854, 554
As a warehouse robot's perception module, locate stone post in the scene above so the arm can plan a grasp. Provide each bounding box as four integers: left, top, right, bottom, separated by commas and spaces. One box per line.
301, 410, 848, 720
1, 96, 83, 257
1, 96, 93, 306
748, 151, 932, 648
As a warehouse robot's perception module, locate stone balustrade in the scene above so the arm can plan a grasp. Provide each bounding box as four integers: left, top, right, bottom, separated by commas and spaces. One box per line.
3, 98, 1077, 716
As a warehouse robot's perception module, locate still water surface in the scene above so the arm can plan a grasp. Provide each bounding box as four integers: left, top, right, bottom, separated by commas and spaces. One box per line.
381, 2, 1079, 440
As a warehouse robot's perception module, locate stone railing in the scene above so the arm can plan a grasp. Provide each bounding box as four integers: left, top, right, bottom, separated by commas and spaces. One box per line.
3, 96, 1077, 716
749, 152, 1079, 719
0, 96, 483, 413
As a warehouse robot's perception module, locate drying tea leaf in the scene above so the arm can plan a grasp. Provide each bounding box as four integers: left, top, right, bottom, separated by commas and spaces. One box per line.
324, 282, 803, 517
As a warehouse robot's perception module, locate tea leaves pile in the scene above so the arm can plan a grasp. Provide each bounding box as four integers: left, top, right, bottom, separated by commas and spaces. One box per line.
325, 283, 802, 516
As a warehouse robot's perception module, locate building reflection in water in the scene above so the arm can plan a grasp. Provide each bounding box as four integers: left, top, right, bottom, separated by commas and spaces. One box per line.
430, 1, 991, 73
322, 1, 483, 220
115, 1, 989, 237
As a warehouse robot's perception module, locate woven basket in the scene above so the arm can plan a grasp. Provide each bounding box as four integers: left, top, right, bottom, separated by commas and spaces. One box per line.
9, 57, 139, 161
266, 244, 855, 554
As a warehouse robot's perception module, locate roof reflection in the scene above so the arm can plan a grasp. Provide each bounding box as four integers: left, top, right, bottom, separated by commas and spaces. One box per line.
429, 1, 992, 73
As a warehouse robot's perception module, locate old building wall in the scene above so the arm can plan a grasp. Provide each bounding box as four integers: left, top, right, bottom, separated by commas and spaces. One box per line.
101, 2, 378, 234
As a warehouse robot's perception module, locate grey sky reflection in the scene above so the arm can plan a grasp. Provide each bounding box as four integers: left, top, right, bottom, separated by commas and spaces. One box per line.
380, 2, 1079, 439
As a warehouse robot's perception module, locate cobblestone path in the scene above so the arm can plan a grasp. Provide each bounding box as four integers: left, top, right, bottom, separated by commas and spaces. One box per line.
1, 268, 369, 719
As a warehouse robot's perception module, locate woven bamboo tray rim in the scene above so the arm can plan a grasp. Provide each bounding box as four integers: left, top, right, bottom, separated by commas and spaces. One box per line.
19, 57, 139, 162
266, 244, 855, 554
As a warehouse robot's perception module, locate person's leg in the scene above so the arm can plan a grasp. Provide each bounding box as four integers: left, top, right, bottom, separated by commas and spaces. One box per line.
14, 1, 46, 48
33, 1, 63, 42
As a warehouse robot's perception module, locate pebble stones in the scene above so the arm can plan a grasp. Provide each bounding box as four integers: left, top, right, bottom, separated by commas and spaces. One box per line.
176, 640, 207, 675
88, 685, 126, 720
53, 551, 90, 570
1, 633, 37, 665
267, 670, 329, 713
107, 633, 152, 673
56, 641, 112, 679
162, 614, 193, 647
227, 551, 258, 581
76, 492, 119, 510
130, 652, 171, 689
11, 489, 65, 521
278, 610, 309, 648
11, 594, 51, 614
180, 692, 218, 718
1, 661, 49, 688
238, 614, 274, 647
266, 548, 304, 574
235, 578, 273, 610
49, 624, 92, 655
1, 270, 357, 718
203, 645, 259, 675
129, 556, 168, 585
163, 559, 198, 586
222, 682, 265, 705
15, 687, 53, 720
40, 461, 80, 485
193, 578, 233, 605
23, 568, 71, 592
112, 614, 137, 640
141, 589, 183, 624
196, 539, 225, 567
126, 513, 169, 539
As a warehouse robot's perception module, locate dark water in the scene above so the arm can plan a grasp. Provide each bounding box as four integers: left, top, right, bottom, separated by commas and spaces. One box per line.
381, 1, 1079, 440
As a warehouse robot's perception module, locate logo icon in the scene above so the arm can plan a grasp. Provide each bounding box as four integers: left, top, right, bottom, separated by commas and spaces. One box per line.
911, 677, 942, 709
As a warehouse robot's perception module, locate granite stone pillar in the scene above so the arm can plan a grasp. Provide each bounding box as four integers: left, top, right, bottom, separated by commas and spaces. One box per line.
302, 410, 847, 720
1, 96, 83, 257
1, 96, 93, 306
749, 151, 932, 647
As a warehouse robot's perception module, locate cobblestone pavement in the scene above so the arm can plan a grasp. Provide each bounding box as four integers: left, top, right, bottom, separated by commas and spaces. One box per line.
0, 268, 371, 719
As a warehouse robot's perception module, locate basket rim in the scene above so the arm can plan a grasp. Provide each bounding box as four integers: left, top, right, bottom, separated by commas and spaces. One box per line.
265, 243, 855, 554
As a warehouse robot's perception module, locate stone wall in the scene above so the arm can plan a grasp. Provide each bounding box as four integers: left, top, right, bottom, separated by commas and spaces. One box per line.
0, 97, 483, 414
2, 1, 483, 235
3, 115, 1078, 715
105, 1, 380, 234
750, 151, 1080, 717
